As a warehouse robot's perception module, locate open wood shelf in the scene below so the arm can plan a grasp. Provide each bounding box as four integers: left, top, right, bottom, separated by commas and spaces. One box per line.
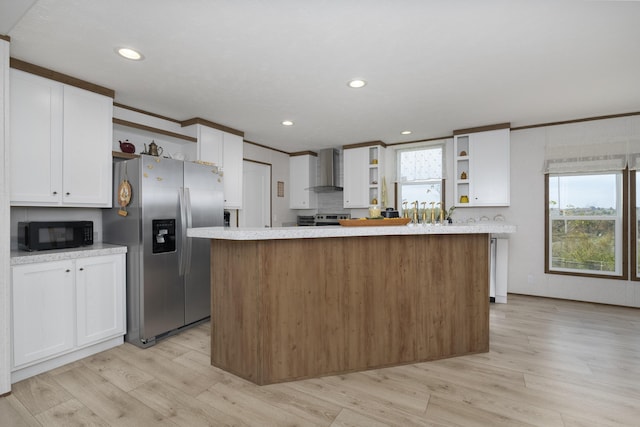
112, 151, 139, 159
113, 118, 197, 144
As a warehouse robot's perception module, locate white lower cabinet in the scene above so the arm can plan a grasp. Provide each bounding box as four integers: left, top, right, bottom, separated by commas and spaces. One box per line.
11, 253, 125, 382
11, 260, 75, 367
75, 255, 125, 347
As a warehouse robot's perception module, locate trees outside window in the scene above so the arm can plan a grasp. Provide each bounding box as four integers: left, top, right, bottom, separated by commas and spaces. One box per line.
545, 171, 627, 279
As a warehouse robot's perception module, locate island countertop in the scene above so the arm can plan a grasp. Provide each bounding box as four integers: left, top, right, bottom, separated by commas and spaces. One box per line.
188, 221, 516, 240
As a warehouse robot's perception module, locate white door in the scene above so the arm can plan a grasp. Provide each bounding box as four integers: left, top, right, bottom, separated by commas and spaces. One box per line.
240, 160, 271, 227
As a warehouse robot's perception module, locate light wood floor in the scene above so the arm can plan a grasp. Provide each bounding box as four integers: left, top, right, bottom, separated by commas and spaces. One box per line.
1, 294, 639, 426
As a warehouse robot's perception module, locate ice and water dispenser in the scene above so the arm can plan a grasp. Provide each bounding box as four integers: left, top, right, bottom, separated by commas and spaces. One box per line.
152, 219, 176, 253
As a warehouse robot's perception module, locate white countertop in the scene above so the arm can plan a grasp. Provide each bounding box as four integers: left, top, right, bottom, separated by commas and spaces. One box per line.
10, 243, 128, 265
188, 222, 516, 241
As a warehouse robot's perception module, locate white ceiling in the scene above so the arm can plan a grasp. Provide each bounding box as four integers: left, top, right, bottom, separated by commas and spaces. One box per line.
3, 0, 640, 153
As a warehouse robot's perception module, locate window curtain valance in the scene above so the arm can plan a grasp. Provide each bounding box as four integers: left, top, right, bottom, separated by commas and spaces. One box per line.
543, 116, 640, 174
397, 144, 445, 182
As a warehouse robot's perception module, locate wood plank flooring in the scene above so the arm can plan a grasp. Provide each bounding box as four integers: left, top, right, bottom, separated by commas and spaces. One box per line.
1, 294, 639, 426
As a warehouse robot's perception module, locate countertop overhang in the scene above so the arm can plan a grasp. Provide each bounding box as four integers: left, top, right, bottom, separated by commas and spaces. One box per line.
10, 243, 128, 265
188, 222, 516, 241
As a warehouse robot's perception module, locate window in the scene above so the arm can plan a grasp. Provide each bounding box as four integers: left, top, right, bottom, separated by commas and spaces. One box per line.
632, 171, 640, 280
545, 171, 627, 279
396, 145, 444, 217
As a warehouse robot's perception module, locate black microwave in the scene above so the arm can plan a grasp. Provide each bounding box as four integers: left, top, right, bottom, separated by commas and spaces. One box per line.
18, 221, 93, 251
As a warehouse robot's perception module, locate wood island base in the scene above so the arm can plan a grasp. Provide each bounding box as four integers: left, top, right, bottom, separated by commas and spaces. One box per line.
210, 233, 490, 385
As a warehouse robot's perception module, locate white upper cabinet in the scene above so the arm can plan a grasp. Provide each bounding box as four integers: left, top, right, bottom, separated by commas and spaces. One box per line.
62, 85, 113, 206
454, 127, 510, 207
343, 144, 385, 208
10, 69, 113, 207
194, 124, 243, 209
197, 124, 224, 165
289, 153, 317, 209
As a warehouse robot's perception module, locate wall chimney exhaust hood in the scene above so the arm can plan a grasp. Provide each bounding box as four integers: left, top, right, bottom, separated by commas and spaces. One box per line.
309, 149, 342, 192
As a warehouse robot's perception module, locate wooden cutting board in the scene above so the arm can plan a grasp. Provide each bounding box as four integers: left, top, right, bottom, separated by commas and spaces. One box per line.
338, 218, 412, 227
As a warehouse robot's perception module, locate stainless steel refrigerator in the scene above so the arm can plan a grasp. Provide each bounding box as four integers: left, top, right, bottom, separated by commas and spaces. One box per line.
103, 155, 223, 348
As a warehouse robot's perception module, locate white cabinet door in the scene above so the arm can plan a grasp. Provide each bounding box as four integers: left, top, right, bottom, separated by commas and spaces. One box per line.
9, 69, 113, 207
289, 154, 317, 209
10, 70, 63, 205
470, 129, 510, 206
343, 147, 369, 208
62, 85, 113, 207
76, 254, 125, 347
454, 128, 510, 207
197, 125, 224, 165
223, 132, 244, 209
12, 261, 75, 368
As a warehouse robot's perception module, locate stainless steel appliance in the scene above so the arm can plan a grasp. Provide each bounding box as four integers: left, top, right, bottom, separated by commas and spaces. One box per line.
308, 149, 343, 192
103, 156, 223, 348
296, 215, 315, 226
18, 220, 93, 251
314, 213, 350, 225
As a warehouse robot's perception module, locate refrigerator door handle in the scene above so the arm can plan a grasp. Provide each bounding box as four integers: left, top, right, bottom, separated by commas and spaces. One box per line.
179, 187, 187, 276
184, 187, 193, 275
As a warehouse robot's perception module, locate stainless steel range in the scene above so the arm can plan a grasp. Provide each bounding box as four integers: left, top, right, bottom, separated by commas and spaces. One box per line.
314, 213, 350, 226
296, 213, 351, 226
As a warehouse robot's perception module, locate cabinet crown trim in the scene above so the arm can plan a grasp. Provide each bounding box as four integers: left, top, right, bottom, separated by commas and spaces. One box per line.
10, 58, 115, 98
343, 140, 387, 149
180, 117, 244, 137
290, 151, 318, 157
453, 123, 510, 135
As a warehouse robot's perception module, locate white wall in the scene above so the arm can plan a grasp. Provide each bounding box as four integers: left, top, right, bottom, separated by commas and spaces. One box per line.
0, 37, 11, 394
243, 142, 297, 227
508, 117, 640, 307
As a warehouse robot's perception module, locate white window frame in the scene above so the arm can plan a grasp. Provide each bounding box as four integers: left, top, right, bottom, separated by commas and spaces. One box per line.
396, 144, 445, 216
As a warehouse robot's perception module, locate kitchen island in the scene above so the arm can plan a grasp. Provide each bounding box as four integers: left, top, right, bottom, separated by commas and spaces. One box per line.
188, 222, 515, 385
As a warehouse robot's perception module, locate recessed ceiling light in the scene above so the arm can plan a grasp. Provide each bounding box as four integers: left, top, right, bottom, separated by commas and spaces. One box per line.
401, 130, 412, 135
282, 120, 294, 126
348, 79, 367, 88
116, 47, 144, 61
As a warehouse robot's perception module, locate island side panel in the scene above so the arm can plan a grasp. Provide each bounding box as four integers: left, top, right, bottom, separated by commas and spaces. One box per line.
416, 233, 490, 358
258, 238, 350, 384
209, 233, 490, 385
340, 235, 417, 370
210, 239, 260, 382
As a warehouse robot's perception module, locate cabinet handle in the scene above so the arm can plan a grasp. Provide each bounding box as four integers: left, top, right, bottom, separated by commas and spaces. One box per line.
79, 267, 84, 271
65, 269, 71, 273
53, 191, 58, 195
65, 192, 71, 196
